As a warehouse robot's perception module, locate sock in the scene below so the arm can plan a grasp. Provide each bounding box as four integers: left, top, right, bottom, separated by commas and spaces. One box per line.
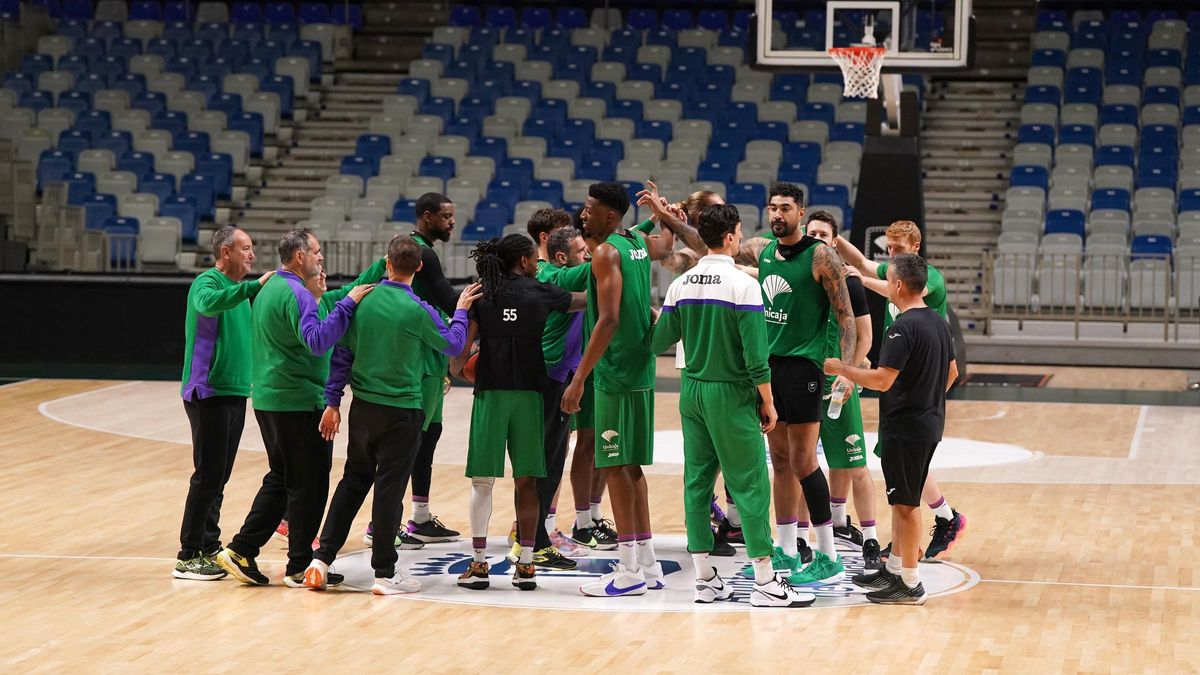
862, 520, 878, 542
725, 500, 741, 527
618, 537, 638, 571
544, 508, 556, 537
472, 538, 487, 563
797, 521, 811, 547
752, 556, 776, 585
469, 477, 494, 562
412, 499, 431, 524
900, 565, 920, 588
778, 520, 798, 557
692, 553, 715, 581
830, 497, 847, 526
928, 495, 954, 521
886, 554, 903, 575
575, 507, 591, 531
636, 532, 656, 567
519, 539, 534, 564
814, 521, 836, 558
589, 501, 602, 521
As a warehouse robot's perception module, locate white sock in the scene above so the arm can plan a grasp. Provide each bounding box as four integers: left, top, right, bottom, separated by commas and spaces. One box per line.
929, 497, 954, 521
469, 477, 494, 563
778, 522, 798, 557
692, 553, 715, 581
589, 502, 602, 521
830, 500, 847, 525
886, 554, 903, 575
544, 512, 556, 536
752, 557, 776, 585
518, 542, 534, 564
726, 501, 741, 527
575, 509, 591, 530
900, 566, 920, 588
618, 540, 638, 571
636, 536, 656, 567
814, 523, 836, 557
412, 501, 431, 524
863, 525, 878, 542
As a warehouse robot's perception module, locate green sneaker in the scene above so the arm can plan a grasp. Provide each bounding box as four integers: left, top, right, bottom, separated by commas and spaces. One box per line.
741, 546, 801, 578
173, 554, 227, 581
787, 550, 846, 586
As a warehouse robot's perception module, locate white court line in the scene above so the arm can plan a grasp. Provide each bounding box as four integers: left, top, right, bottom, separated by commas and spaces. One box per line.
36, 380, 192, 446
0, 378, 39, 389
1128, 405, 1149, 460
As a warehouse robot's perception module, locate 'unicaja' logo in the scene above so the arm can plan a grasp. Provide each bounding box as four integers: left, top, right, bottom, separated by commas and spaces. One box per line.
601, 429, 620, 456
761, 275, 792, 305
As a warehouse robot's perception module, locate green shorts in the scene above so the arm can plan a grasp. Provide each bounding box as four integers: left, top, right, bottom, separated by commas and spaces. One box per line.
420, 374, 444, 432
571, 376, 595, 431
820, 375, 867, 469
593, 388, 654, 468
466, 390, 546, 478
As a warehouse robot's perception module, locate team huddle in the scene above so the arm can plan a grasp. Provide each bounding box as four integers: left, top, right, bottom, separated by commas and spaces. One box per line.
174, 180, 965, 607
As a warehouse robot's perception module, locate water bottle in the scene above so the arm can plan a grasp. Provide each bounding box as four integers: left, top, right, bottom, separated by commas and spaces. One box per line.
827, 381, 849, 420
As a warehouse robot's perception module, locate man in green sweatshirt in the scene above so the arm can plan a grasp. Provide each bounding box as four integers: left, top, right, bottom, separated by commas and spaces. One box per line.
174, 226, 274, 581
216, 228, 373, 587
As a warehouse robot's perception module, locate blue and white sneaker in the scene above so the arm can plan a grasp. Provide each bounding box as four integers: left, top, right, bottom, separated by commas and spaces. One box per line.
643, 561, 666, 590
580, 563, 648, 597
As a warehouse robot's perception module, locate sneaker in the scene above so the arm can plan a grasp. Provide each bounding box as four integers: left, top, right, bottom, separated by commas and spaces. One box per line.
796, 538, 815, 565
273, 520, 289, 541
709, 495, 726, 527
505, 542, 523, 564
925, 509, 967, 560
302, 560, 329, 591
407, 516, 459, 543
788, 550, 846, 586
740, 546, 800, 579
710, 525, 736, 557
372, 569, 421, 595
880, 541, 891, 560
694, 572, 734, 604
717, 517, 744, 546
512, 562, 537, 590
215, 548, 269, 586
580, 563, 647, 597
284, 570, 344, 588
591, 518, 619, 550
851, 567, 898, 591
457, 560, 490, 590
173, 554, 227, 581
569, 523, 600, 549
532, 546, 577, 570
643, 561, 666, 590
549, 529, 589, 557
362, 522, 375, 546
833, 516, 864, 546
750, 573, 816, 608
866, 577, 928, 605
862, 538, 883, 570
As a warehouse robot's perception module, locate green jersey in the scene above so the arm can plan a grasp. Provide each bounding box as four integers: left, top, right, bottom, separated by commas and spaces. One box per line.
651, 254, 770, 386
181, 268, 263, 401
758, 237, 830, 365
324, 280, 470, 409
311, 257, 389, 388
587, 229, 655, 392
536, 259, 586, 382
877, 261, 947, 329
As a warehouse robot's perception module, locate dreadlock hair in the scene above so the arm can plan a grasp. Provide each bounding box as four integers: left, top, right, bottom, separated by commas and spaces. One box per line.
470, 233, 535, 301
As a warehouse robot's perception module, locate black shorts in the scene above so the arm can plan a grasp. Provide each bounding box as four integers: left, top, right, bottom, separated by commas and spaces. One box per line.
879, 436, 939, 507
768, 355, 824, 424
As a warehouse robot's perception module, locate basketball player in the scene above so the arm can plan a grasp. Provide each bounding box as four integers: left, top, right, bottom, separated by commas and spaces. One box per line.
449, 235, 585, 591
175, 226, 273, 580
835, 221, 967, 559
304, 237, 479, 595
215, 228, 372, 587
825, 253, 958, 604
804, 211, 882, 569
562, 182, 674, 597
651, 203, 815, 608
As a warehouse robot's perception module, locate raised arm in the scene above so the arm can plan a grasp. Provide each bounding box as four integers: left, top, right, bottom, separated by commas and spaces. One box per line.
823, 360, 900, 392
636, 181, 707, 255
193, 270, 272, 315
561, 244, 621, 413
416, 283, 482, 356
834, 234, 880, 278
291, 283, 371, 355
448, 319, 480, 378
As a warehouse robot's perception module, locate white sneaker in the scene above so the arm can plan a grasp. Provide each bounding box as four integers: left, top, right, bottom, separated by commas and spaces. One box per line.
694, 573, 734, 604
372, 569, 421, 595
750, 573, 816, 608
580, 563, 647, 597
302, 560, 328, 591
643, 561, 666, 590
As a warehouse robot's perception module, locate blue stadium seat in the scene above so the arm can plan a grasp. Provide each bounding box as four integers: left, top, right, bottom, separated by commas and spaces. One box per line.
485, 6, 516, 28
1036, 9, 1067, 31
1064, 84, 1101, 106
729, 182, 767, 205
1024, 85, 1061, 106
1180, 189, 1200, 213
1131, 234, 1173, 259
1144, 86, 1180, 106
609, 99, 643, 123
556, 7, 587, 29
196, 153, 233, 199
645, 28, 676, 48
444, 117, 479, 142
1142, 125, 1178, 149
627, 8, 657, 30
59, 91, 91, 116
388, 199, 415, 221
576, 159, 614, 181
1030, 50, 1066, 69
1137, 164, 1177, 190
1017, 124, 1056, 146
117, 151, 154, 177
471, 137, 507, 164
299, 3, 330, 24
179, 173, 216, 219
697, 161, 734, 185
229, 112, 264, 157
1058, 124, 1096, 147
397, 78, 430, 103
138, 173, 175, 203
829, 122, 866, 145
450, 5, 480, 26
340, 155, 377, 183
153, 111, 188, 137
583, 81, 615, 105
355, 134, 391, 161
265, 2, 296, 24
130, 0, 163, 20
330, 3, 362, 28
812, 184, 850, 211
82, 196, 116, 230
800, 103, 836, 126
1146, 49, 1183, 70
511, 80, 542, 103
1100, 104, 1138, 126
1045, 209, 1086, 238
549, 139, 585, 165
528, 179, 564, 207
1096, 145, 1135, 168
637, 120, 672, 144
662, 9, 693, 30
36, 150, 74, 189
1092, 188, 1132, 212
61, 171, 95, 204
778, 162, 816, 187
588, 139, 624, 165
496, 158, 534, 191
783, 142, 823, 165
420, 156, 456, 182
231, 2, 263, 23
1011, 165, 1050, 190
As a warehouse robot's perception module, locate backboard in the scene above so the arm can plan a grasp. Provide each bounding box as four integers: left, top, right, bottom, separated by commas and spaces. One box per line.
753, 0, 975, 72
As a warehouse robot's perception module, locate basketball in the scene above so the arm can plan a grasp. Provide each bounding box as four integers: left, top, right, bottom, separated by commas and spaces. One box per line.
462, 348, 480, 384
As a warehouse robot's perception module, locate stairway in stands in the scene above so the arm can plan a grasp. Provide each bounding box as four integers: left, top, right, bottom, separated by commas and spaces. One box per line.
920, 0, 1035, 335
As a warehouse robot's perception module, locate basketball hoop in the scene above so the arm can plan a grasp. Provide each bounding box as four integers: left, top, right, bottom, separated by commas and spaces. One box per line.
828, 46, 887, 99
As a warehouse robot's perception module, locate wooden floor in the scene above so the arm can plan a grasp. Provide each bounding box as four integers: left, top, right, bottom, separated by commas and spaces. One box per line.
1, 375, 1198, 672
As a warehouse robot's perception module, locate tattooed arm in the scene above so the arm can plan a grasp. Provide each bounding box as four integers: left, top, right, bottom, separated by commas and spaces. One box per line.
733, 236, 771, 267
636, 182, 708, 255
813, 244, 857, 365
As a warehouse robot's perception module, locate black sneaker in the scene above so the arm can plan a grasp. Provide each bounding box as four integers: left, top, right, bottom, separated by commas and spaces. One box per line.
925, 509, 967, 560
833, 516, 863, 546
880, 541, 891, 560
215, 548, 270, 585
512, 562, 537, 590
710, 526, 736, 557
796, 538, 815, 565
862, 538, 883, 570
570, 523, 601, 549
407, 516, 460, 543
591, 518, 619, 550
866, 577, 927, 605
532, 546, 577, 570
717, 517, 744, 545
396, 531, 425, 550
851, 567, 897, 590
285, 571, 345, 588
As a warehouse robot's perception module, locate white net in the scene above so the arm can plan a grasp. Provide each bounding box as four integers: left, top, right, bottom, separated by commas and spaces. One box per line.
829, 47, 886, 99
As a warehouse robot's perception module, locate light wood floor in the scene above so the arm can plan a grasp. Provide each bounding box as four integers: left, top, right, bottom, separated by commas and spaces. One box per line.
1, 378, 1198, 673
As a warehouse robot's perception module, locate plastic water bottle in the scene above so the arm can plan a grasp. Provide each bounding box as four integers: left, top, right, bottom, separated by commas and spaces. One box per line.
827, 381, 849, 420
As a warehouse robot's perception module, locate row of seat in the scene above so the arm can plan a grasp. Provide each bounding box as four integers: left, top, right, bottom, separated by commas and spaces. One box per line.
30, 0, 362, 27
